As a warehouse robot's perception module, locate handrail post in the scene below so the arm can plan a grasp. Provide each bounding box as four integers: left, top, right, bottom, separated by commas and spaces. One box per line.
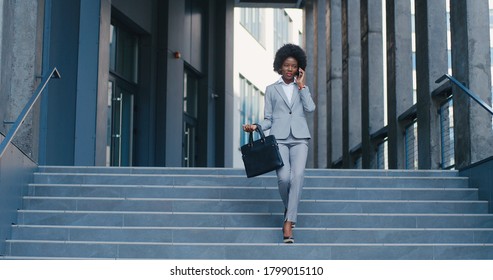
0, 68, 61, 159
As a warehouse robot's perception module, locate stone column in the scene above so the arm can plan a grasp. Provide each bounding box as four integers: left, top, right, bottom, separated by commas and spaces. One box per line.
386, 0, 413, 169
304, 0, 316, 168
165, 0, 186, 167
0, 0, 40, 158
450, 0, 493, 168
94, 0, 111, 166
305, 0, 331, 168
361, 0, 384, 169
329, 0, 343, 167
343, 0, 362, 168
0, 0, 4, 82
415, 0, 447, 169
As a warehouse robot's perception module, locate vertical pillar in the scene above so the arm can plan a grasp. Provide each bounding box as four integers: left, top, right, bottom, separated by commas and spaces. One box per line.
305, 0, 330, 168
0, 0, 39, 157
74, 0, 101, 165
361, 0, 384, 169
222, 0, 235, 167
329, 0, 343, 167
316, 0, 329, 168
95, 0, 111, 166
450, 0, 493, 168
343, 0, 362, 168
0, 0, 4, 85
415, 0, 447, 169
387, 0, 413, 169
165, 0, 186, 167
304, 0, 316, 168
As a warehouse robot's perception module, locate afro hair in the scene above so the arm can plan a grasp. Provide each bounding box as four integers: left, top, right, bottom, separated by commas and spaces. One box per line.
273, 43, 307, 74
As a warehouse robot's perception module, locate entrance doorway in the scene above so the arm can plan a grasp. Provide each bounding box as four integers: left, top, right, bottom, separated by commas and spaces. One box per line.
108, 78, 136, 166
183, 68, 199, 167
107, 22, 139, 166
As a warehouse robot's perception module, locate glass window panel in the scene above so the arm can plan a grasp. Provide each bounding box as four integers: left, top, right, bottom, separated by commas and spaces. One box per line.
274, 9, 292, 52
440, 99, 455, 169
239, 8, 264, 46
377, 139, 389, 170
405, 121, 418, 170
239, 75, 265, 146
110, 24, 139, 84
183, 69, 198, 118
109, 25, 117, 72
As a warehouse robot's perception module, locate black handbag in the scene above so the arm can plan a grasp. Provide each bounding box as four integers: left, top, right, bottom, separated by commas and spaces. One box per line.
241, 126, 284, 178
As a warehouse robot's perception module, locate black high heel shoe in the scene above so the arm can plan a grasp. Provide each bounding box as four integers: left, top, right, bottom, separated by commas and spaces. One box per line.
283, 235, 294, 243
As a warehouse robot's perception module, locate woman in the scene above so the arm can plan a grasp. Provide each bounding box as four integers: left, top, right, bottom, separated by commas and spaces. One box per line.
243, 44, 316, 243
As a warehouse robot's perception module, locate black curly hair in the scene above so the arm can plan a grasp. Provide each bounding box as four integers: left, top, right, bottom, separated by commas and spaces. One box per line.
273, 43, 307, 74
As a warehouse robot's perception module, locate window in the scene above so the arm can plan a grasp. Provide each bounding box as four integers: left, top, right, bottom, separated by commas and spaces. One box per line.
440, 98, 455, 169
377, 139, 389, 169
274, 9, 292, 52
353, 156, 362, 169
240, 8, 265, 46
109, 24, 139, 84
239, 75, 264, 146
405, 121, 418, 169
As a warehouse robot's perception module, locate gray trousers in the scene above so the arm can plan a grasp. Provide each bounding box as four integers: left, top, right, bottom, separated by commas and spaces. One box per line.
276, 135, 308, 224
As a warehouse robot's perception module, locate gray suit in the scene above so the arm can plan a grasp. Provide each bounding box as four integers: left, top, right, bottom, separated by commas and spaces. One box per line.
257, 83, 316, 139
258, 82, 315, 224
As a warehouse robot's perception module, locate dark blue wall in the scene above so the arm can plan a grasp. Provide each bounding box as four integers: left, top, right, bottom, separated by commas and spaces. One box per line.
0, 134, 36, 255
40, 0, 80, 165
460, 156, 493, 213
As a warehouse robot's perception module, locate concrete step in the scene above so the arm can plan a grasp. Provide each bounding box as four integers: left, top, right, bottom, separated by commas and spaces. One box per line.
37, 166, 461, 177
21, 196, 489, 214
16, 210, 493, 229
32, 173, 469, 188
11, 225, 493, 244
28, 184, 479, 201
5, 240, 493, 259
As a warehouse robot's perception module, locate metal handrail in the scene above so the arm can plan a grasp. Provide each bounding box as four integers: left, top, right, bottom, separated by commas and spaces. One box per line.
436, 73, 493, 115
0, 67, 61, 159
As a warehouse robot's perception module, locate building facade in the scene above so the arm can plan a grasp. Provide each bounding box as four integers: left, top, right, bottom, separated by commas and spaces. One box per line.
1, 0, 237, 168
1, 0, 493, 171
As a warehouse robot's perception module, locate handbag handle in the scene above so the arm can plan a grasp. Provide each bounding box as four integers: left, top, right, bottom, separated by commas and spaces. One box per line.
248, 124, 265, 146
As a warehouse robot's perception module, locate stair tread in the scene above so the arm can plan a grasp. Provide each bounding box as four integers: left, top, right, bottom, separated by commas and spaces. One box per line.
28, 183, 476, 190
22, 196, 487, 202
17, 209, 493, 216
11, 224, 493, 231
7, 239, 493, 246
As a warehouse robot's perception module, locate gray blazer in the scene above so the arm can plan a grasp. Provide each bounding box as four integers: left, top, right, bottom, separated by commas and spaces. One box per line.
257, 82, 316, 140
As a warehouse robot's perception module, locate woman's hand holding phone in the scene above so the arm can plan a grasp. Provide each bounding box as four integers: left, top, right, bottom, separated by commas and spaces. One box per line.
297, 68, 306, 90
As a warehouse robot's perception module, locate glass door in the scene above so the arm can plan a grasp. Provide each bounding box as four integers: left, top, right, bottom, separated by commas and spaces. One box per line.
107, 78, 135, 166
183, 68, 199, 167
107, 22, 139, 166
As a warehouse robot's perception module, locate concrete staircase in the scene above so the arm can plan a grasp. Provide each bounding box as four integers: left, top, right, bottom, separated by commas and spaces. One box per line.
4, 166, 493, 259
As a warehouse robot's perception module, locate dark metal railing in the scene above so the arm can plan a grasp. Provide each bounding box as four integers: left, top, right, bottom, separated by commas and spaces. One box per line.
436, 73, 493, 115
0, 68, 61, 159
